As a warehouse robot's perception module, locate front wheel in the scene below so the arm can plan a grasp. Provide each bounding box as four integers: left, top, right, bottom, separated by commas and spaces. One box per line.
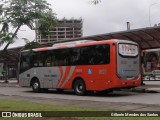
31, 79, 41, 93
73, 79, 86, 96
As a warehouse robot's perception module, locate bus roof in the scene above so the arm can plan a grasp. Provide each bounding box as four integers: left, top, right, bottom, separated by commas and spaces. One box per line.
22, 39, 137, 52
52, 40, 94, 47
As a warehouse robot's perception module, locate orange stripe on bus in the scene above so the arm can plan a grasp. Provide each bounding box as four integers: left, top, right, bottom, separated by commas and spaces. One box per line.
56, 67, 63, 88
59, 66, 71, 88
37, 48, 48, 51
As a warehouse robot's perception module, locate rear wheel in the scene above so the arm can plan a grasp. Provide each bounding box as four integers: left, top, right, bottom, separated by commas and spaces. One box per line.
31, 79, 41, 93
73, 79, 86, 96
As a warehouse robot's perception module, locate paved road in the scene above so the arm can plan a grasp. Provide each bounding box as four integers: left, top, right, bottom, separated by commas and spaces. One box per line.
1, 86, 160, 111
0, 87, 160, 105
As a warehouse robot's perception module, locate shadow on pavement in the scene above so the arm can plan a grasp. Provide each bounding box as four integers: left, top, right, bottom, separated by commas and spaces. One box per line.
24, 89, 136, 97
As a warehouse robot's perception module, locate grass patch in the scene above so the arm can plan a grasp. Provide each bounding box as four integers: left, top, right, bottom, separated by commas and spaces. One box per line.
79, 118, 160, 120
0, 99, 91, 111
0, 100, 159, 120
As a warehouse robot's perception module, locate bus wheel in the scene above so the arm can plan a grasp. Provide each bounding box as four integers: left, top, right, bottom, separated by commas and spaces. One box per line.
31, 79, 41, 93
73, 79, 86, 96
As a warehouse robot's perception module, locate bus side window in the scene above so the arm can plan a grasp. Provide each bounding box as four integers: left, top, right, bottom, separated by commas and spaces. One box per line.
44, 51, 52, 67
71, 48, 81, 65
33, 52, 44, 67
103, 44, 110, 64
20, 53, 30, 73
46, 57, 51, 66
96, 44, 110, 64
34, 60, 39, 67
52, 56, 57, 66
80, 47, 90, 65
32, 53, 37, 67
63, 49, 70, 66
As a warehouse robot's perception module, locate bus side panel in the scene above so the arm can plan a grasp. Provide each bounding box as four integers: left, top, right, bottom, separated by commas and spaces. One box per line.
61, 41, 141, 91
19, 67, 61, 88
60, 65, 115, 91
88, 43, 116, 91
60, 43, 116, 91
55, 66, 95, 90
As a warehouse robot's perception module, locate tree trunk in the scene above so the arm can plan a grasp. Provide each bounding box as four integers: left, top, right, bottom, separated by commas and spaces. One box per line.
4, 62, 8, 83
2, 24, 21, 83
3, 24, 22, 51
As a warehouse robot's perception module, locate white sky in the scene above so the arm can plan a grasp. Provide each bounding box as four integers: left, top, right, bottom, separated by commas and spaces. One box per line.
1, 0, 160, 49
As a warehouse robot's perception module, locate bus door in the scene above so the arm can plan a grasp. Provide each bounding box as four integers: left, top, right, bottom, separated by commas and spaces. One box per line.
42, 67, 61, 88
117, 42, 140, 80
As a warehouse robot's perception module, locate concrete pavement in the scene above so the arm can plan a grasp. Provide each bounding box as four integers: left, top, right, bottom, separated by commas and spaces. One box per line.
0, 79, 19, 87
0, 94, 160, 111
0, 80, 160, 111
131, 81, 160, 93
0, 79, 160, 93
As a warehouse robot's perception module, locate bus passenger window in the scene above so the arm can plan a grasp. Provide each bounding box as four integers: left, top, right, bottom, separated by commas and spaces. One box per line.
32, 52, 44, 67
45, 57, 51, 67
20, 53, 31, 73
34, 60, 43, 67
96, 45, 105, 64
34, 60, 39, 67
71, 48, 81, 65
22, 58, 30, 69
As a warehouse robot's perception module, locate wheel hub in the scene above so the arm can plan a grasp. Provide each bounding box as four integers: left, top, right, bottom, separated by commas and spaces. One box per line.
33, 83, 39, 89
76, 84, 83, 93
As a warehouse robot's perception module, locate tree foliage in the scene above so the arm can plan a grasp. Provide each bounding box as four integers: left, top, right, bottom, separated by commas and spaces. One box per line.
23, 39, 42, 50
91, 0, 101, 5
0, 0, 57, 50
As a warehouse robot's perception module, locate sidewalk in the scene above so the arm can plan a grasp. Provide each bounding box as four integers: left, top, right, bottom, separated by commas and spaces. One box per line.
0, 79, 19, 87
131, 81, 160, 93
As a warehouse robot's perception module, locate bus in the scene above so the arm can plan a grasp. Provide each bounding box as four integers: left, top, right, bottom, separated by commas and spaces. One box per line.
19, 39, 141, 95
142, 48, 160, 80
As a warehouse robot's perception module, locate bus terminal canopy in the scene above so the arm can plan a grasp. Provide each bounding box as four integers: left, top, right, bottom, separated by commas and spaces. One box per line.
55, 26, 160, 50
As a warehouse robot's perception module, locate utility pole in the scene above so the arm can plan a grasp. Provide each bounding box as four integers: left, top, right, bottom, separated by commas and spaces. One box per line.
127, 22, 130, 30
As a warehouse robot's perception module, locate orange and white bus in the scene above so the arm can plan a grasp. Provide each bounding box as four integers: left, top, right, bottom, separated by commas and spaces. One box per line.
19, 39, 141, 95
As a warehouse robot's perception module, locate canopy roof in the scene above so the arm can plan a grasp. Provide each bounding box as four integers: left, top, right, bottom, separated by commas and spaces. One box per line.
0, 43, 53, 64
54, 26, 160, 50
1, 26, 160, 64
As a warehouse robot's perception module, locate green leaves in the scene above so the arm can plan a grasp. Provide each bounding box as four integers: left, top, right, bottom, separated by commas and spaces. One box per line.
23, 41, 42, 50
0, 33, 15, 46
0, 22, 9, 33
3, 0, 53, 28
90, 0, 101, 5
38, 11, 57, 37
0, 0, 57, 50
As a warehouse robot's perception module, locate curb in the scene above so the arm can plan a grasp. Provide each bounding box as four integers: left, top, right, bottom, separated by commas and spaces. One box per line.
0, 83, 19, 87
131, 88, 160, 93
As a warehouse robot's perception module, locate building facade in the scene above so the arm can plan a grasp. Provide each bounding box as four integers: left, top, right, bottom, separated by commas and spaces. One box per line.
36, 18, 83, 43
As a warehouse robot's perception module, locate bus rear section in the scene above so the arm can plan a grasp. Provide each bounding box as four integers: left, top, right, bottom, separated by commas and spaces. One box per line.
78, 40, 141, 92
19, 39, 141, 95
113, 40, 141, 89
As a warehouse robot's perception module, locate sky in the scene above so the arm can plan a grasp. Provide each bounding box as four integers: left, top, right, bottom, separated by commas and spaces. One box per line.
1, 0, 160, 49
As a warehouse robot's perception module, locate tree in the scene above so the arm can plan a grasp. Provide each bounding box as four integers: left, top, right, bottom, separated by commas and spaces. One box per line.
91, 0, 101, 5
0, 0, 57, 51
0, 0, 57, 82
22, 38, 42, 50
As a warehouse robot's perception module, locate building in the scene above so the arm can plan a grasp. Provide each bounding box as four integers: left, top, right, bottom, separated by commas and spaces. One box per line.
36, 18, 83, 43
